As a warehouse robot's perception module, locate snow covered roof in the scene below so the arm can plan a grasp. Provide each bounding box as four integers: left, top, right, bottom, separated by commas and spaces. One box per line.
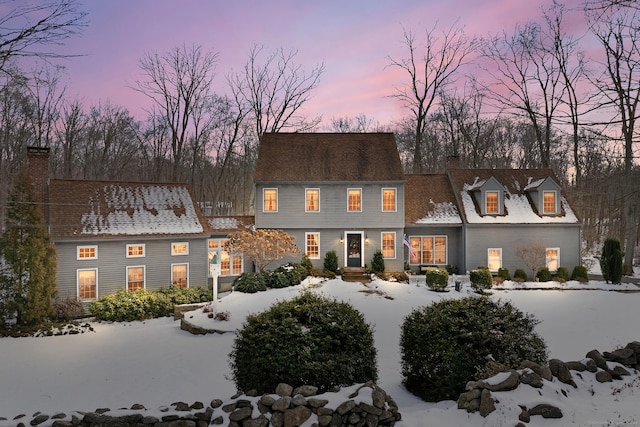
207, 216, 254, 232
405, 174, 462, 225
448, 169, 580, 225
49, 180, 209, 240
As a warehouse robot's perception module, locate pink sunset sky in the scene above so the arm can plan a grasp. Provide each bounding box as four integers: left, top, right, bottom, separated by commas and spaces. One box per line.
55, 0, 590, 127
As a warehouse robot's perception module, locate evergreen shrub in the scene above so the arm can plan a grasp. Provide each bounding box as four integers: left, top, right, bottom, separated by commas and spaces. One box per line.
424, 267, 448, 291
300, 254, 313, 276
536, 267, 552, 282
230, 292, 378, 393
232, 273, 267, 293
600, 238, 623, 284
513, 269, 528, 282
324, 250, 339, 274
497, 267, 511, 281
371, 249, 385, 274
400, 296, 547, 402
157, 285, 210, 305
469, 268, 493, 293
555, 267, 569, 282
570, 265, 589, 282
89, 289, 173, 322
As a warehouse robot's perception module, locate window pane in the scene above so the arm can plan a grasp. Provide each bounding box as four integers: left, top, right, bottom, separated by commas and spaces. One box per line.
488, 248, 501, 271
220, 251, 231, 275
78, 246, 97, 259
306, 233, 320, 258
382, 233, 395, 258
382, 189, 396, 211
422, 237, 434, 264
172, 264, 188, 288
78, 270, 96, 299
127, 244, 144, 257
306, 189, 319, 212
546, 248, 559, 271
127, 267, 144, 291
264, 189, 277, 211
543, 192, 556, 214
348, 189, 361, 211
434, 237, 446, 264
172, 242, 188, 255
486, 192, 498, 214
232, 256, 242, 275
409, 237, 421, 264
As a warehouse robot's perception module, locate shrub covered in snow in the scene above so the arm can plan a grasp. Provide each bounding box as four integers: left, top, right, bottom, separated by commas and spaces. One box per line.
229, 291, 378, 394
424, 267, 448, 291
470, 268, 493, 293
232, 273, 267, 293
400, 296, 547, 402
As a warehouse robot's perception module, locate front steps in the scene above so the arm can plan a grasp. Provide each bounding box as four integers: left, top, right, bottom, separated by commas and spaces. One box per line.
341, 268, 370, 283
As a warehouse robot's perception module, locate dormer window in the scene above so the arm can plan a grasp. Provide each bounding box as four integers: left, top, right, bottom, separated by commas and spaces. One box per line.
485, 191, 499, 214
543, 191, 557, 214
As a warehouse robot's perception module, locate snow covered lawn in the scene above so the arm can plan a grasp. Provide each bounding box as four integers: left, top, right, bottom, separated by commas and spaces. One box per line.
0, 276, 638, 426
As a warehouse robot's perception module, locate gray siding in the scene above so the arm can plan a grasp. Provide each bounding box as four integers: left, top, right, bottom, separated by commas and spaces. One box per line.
255, 181, 406, 272
404, 225, 463, 273
55, 237, 210, 300
463, 224, 582, 274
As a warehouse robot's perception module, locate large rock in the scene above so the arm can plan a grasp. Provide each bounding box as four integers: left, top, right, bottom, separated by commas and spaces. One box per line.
529, 404, 563, 418
283, 406, 312, 427
479, 389, 496, 417
586, 350, 609, 370
519, 370, 544, 388
520, 360, 553, 381
276, 383, 294, 397
604, 348, 637, 367
595, 370, 613, 383
549, 359, 576, 387
457, 389, 482, 412
483, 370, 520, 392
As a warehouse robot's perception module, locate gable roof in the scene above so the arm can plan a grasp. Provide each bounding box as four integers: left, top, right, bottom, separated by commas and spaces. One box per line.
447, 168, 580, 224
207, 216, 254, 233
405, 174, 462, 225
48, 179, 209, 240
254, 133, 404, 182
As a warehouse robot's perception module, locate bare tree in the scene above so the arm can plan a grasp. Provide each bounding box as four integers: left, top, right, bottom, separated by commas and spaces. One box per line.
480, 18, 565, 168
134, 44, 218, 182
54, 97, 87, 178
327, 114, 384, 133
0, 0, 87, 75
389, 24, 476, 173
227, 45, 324, 137
587, 2, 640, 274
515, 243, 547, 280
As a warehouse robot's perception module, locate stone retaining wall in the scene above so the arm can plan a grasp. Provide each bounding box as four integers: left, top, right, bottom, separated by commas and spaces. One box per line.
1, 382, 400, 427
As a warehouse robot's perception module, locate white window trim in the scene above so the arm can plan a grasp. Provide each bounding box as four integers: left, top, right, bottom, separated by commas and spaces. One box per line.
542, 190, 558, 214
485, 190, 500, 214
208, 238, 244, 277
408, 235, 448, 265
171, 242, 189, 256
126, 265, 146, 291
263, 188, 278, 213
381, 188, 397, 212
77, 268, 98, 300
305, 232, 321, 259
381, 231, 396, 259
171, 262, 189, 288
305, 188, 320, 213
126, 243, 146, 258
347, 188, 363, 212
77, 245, 98, 260
487, 248, 502, 272
546, 247, 560, 271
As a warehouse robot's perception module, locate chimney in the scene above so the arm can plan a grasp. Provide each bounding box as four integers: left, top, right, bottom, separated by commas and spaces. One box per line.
446, 155, 461, 170
26, 146, 50, 224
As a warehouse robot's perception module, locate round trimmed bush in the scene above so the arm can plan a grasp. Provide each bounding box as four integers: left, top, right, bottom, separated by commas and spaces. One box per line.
555, 267, 569, 282
513, 269, 528, 282
233, 273, 267, 293
424, 267, 448, 291
570, 265, 588, 282
230, 292, 378, 393
497, 267, 511, 281
400, 296, 547, 402
536, 267, 552, 282
470, 268, 493, 293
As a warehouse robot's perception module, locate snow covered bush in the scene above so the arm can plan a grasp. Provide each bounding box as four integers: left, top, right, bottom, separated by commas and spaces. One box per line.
232, 273, 267, 293
229, 291, 378, 394
156, 285, 210, 305
513, 268, 528, 282
400, 296, 547, 402
424, 267, 448, 291
469, 268, 492, 293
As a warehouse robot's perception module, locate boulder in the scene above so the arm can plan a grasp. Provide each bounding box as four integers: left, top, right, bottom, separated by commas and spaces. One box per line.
520, 360, 553, 381
293, 385, 318, 397
519, 370, 544, 388
529, 403, 563, 418
518, 406, 530, 423
549, 359, 577, 387
283, 406, 312, 427
483, 370, 520, 392
479, 389, 496, 417
564, 361, 587, 372
595, 370, 613, 383
586, 350, 609, 370
276, 383, 294, 397
457, 389, 481, 412
604, 348, 637, 367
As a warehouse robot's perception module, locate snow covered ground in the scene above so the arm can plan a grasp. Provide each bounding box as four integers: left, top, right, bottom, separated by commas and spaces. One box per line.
0, 275, 638, 426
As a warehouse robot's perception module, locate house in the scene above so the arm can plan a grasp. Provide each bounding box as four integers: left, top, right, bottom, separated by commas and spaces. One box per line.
254, 133, 406, 272
255, 134, 582, 276
26, 147, 250, 301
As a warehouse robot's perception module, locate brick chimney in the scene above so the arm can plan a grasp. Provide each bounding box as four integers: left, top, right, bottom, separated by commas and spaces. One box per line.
26, 146, 50, 224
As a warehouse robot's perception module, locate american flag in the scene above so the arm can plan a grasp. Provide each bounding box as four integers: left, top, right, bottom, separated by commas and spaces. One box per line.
403, 234, 417, 259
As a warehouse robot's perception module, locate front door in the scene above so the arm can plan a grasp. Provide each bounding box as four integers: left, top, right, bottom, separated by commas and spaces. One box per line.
346, 233, 362, 267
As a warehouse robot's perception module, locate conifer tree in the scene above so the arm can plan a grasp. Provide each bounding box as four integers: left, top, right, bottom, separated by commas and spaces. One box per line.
0, 168, 57, 327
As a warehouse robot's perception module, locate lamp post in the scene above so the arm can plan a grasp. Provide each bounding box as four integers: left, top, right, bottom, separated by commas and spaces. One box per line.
209, 253, 221, 311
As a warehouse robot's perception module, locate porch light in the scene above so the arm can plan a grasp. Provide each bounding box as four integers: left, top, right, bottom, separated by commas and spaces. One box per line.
365, 234, 369, 244
340, 236, 344, 243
